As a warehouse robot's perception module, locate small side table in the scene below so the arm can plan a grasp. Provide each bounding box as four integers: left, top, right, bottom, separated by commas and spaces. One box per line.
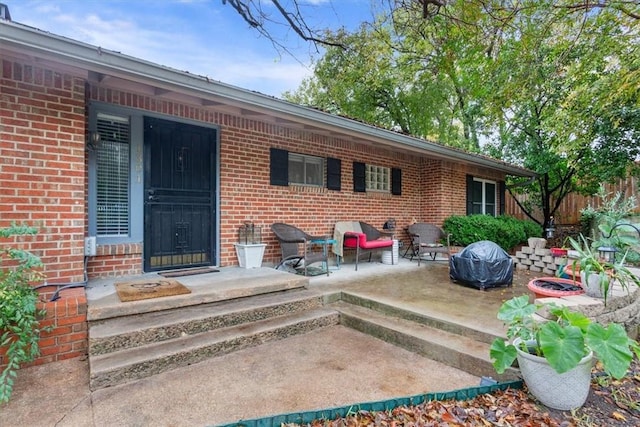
310, 238, 340, 270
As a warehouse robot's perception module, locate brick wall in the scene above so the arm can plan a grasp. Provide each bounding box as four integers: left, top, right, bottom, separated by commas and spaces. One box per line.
1, 57, 88, 368
0, 288, 87, 369
1, 57, 86, 283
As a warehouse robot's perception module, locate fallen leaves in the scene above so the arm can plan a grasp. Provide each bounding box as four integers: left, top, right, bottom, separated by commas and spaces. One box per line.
289, 388, 564, 427
284, 358, 639, 427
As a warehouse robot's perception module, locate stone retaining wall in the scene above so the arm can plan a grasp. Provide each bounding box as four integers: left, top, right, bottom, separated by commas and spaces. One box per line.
534, 276, 640, 340
513, 245, 567, 276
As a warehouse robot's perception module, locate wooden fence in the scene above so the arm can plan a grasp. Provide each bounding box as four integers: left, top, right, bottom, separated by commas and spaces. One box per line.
505, 176, 640, 225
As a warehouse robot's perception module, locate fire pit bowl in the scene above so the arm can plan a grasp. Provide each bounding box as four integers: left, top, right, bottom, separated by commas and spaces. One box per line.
527, 277, 584, 299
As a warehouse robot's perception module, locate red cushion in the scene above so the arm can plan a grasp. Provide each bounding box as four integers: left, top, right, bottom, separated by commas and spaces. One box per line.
343, 232, 393, 249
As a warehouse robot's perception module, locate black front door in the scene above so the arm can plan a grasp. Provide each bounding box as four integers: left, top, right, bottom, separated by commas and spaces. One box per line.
143, 117, 216, 271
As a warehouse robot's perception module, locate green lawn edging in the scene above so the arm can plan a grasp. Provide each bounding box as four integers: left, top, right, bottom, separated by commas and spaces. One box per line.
216, 379, 523, 427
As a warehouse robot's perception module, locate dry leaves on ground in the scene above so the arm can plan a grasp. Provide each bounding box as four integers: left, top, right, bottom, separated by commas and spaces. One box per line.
285, 388, 561, 426
286, 357, 639, 427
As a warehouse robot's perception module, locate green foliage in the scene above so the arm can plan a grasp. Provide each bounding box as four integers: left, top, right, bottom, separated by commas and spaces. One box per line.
0, 223, 47, 404
286, 1, 640, 230
490, 295, 640, 379
580, 184, 640, 264
443, 215, 541, 252
567, 234, 640, 306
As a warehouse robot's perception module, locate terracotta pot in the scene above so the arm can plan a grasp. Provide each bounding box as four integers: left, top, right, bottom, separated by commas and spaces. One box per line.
527, 277, 584, 299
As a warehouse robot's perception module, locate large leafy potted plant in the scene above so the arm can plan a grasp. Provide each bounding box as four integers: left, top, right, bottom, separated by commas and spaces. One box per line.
567, 234, 640, 304
0, 223, 48, 403
490, 295, 640, 411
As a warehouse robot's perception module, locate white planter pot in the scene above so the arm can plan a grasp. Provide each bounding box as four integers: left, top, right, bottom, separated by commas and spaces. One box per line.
515, 338, 593, 411
234, 243, 266, 269
381, 239, 399, 265
580, 271, 610, 299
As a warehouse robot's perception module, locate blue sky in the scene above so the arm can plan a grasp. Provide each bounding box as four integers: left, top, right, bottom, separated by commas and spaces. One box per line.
8, 0, 371, 97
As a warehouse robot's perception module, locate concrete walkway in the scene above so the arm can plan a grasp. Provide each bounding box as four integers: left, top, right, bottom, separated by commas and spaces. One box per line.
0, 259, 537, 426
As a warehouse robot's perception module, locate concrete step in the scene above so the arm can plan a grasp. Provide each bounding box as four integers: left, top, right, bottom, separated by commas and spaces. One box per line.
89, 288, 324, 355
331, 301, 519, 382
87, 267, 309, 321
340, 292, 499, 345
89, 307, 340, 390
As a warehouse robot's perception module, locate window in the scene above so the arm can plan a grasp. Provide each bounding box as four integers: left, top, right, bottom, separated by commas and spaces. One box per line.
270, 148, 340, 190
95, 113, 130, 236
353, 162, 401, 195
288, 153, 324, 186
470, 178, 496, 216
366, 165, 390, 192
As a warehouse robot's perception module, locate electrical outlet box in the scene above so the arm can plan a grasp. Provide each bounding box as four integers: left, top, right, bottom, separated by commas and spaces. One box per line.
84, 236, 97, 256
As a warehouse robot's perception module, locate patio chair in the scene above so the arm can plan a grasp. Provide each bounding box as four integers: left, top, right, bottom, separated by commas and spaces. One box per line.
343, 222, 394, 271
271, 223, 330, 276
407, 223, 451, 266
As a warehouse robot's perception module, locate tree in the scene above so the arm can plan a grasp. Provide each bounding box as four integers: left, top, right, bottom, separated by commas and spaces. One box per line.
224, 1, 640, 229
221, 1, 639, 52
482, 3, 640, 229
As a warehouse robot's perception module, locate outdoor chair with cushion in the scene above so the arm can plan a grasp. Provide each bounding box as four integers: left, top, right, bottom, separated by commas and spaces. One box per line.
342, 221, 394, 271
271, 223, 330, 276
407, 223, 451, 266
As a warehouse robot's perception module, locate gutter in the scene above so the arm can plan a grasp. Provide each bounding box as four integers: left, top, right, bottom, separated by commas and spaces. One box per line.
0, 20, 534, 177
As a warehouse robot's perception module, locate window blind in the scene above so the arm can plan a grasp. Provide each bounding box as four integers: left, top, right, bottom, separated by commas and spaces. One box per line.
96, 113, 130, 236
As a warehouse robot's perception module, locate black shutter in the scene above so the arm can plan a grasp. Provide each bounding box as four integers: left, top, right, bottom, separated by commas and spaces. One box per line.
270, 148, 288, 186
499, 180, 506, 215
353, 162, 366, 192
391, 168, 402, 195
466, 174, 474, 215
327, 157, 341, 191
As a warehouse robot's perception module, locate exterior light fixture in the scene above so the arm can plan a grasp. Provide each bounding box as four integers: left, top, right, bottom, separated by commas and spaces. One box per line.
545, 216, 556, 239
597, 245, 618, 263
87, 131, 101, 150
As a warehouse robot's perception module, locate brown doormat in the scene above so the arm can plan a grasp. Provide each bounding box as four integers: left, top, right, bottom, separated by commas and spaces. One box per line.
115, 279, 191, 302
159, 267, 220, 278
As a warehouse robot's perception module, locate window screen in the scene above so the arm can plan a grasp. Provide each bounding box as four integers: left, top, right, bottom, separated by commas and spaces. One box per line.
289, 153, 323, 186
96, 113, 130, 236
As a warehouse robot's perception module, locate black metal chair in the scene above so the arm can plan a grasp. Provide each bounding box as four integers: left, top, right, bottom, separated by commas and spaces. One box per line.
271, 223, 330, 276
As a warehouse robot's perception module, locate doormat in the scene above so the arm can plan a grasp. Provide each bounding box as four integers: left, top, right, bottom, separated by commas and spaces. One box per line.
159, 267, 220, 278
115, 279, 191, 302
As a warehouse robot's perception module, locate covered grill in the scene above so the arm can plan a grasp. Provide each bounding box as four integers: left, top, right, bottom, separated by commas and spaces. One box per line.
449, 240, 514, 290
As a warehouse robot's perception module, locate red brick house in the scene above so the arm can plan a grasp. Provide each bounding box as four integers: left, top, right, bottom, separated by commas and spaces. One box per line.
0, 13, 533, 364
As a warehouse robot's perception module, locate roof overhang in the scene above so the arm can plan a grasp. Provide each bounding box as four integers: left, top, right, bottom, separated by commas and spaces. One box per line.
0, 19, 534, 177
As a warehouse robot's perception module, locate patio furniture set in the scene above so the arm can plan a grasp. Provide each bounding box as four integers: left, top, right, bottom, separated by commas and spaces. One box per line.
271, 221, 452, 276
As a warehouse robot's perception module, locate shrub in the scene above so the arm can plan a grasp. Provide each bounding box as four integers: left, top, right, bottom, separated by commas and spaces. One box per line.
443, 215, 542, 252
0, 223, 48, 403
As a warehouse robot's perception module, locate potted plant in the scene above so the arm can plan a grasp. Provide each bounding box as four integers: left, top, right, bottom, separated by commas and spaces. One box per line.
567, 234, 640, 304
234, 221, 266, 269
490, 295, 640, 411
0, 223, 49, 403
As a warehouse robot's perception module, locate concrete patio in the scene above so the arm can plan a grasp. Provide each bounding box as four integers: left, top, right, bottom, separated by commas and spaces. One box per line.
1, 258, 539, 426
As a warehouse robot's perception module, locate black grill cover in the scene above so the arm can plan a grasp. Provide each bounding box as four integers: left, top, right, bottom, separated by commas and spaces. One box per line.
449, 240, 514, 289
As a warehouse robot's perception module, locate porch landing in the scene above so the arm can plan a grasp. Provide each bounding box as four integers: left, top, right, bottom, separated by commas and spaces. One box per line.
86, 267, 308, 321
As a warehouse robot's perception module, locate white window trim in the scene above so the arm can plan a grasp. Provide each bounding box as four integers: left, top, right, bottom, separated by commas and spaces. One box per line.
473, 178, 497, 216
